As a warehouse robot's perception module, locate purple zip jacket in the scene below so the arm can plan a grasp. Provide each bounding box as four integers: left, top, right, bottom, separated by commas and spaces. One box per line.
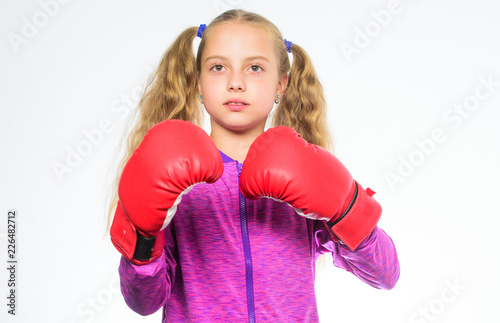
118, 151, 400, 322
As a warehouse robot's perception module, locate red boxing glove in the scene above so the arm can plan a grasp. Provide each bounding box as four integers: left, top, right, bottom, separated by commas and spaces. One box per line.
239, 126, 381, 250
110, 120, 223, 265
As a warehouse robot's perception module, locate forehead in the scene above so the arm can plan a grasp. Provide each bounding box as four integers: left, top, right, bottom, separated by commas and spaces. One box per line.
202, 22, 276, 61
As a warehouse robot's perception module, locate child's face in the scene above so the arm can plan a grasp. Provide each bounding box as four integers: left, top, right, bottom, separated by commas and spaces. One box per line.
199, 22, 287, 135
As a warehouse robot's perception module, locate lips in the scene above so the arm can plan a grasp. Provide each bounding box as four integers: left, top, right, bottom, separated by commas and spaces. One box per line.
224, 99, 249, 111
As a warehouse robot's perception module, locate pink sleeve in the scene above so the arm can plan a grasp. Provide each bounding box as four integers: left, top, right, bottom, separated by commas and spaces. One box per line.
118, 229, 177, 315
315, 224, 400, 290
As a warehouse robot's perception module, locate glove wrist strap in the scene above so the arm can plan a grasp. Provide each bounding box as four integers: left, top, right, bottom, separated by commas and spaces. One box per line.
325, 181, 381, 250
133, 231, 156, 261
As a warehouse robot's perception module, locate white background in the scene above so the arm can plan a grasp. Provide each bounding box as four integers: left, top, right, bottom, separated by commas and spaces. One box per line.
1, 0, 499, 322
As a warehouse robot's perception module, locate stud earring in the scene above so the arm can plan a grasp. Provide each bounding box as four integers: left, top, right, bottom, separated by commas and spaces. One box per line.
200, 95, 204, 104
274, 94, 280, 104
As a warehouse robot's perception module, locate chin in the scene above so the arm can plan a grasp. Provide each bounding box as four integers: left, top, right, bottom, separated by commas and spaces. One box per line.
210, 115, 267, 133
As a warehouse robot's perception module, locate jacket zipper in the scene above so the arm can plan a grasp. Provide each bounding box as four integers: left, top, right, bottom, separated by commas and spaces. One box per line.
237, 163, 256, 323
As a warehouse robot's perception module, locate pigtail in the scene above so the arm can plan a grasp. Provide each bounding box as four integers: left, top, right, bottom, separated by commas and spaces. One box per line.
104, 26, 201, 234
273, 43, 333, 152
138, 26, 201, 129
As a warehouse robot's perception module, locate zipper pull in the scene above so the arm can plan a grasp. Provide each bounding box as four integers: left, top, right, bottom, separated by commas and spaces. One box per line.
237, 162, 243, 176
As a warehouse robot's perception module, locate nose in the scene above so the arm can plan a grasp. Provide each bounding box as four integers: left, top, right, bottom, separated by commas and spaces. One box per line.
227, 70, 246, 92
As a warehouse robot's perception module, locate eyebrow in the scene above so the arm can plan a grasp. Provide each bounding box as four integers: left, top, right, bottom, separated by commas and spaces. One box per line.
204, 55, 270, 64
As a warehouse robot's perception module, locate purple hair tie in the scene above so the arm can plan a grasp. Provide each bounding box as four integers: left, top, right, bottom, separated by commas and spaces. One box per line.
284, 39, 292, 53
197, 24, 206, 38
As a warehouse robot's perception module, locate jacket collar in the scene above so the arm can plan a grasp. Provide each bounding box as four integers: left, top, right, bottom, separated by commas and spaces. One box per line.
219, 150, 235, 163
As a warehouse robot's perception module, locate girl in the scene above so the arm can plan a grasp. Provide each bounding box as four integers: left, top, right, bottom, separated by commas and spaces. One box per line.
107, 9, 399, 322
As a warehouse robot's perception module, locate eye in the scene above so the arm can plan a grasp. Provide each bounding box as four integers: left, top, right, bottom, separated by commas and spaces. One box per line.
249, 64, 263, 72
210, 64, 225, 72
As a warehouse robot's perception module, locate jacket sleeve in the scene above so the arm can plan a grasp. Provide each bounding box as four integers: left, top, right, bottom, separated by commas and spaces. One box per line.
118, 226, 177, 315
315, 223, 400, 290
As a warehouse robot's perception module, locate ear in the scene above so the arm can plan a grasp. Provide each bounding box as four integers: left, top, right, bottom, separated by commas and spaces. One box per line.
197, 74, 202, 94
276, 74, 289, 96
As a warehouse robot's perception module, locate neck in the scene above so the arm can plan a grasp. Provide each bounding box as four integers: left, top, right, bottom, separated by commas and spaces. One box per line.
209, 120, 266, 163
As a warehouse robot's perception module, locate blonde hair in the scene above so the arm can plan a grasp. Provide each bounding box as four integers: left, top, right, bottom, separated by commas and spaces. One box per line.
105, 9, 333, 232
